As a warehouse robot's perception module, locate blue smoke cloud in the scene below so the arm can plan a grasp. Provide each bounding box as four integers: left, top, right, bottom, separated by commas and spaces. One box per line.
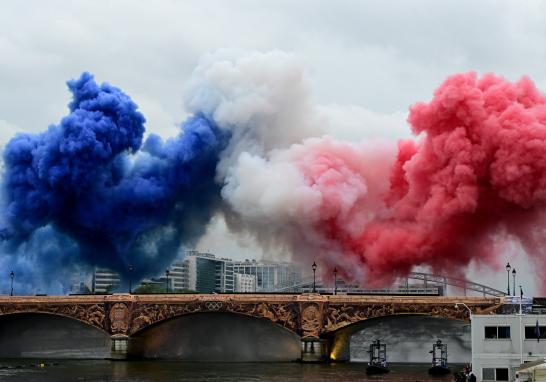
0, 72, 229, 290
0, 227, 82, 295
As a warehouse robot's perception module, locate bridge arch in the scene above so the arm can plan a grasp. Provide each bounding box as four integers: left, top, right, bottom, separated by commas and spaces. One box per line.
130, 308, 300, 337
327, 314, 471, 363
129, 300, 300, 336
323, 300, 471, 335
0, 302, 107, 334
327, 312, 466, 336
128, 311, 302, 361
0, 312, 111, 358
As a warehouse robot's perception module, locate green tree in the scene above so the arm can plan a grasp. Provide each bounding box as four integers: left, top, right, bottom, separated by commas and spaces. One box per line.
133, 283, 166, 294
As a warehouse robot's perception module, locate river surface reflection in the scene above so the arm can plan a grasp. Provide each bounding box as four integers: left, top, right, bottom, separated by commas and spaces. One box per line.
0, 360, 461, 381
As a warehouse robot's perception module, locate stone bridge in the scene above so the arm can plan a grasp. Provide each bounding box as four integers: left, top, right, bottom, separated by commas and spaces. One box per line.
0, 294, 503, 361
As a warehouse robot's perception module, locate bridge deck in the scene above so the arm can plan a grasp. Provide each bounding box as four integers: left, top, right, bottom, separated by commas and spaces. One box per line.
0, 293, 503, 339
0, 293, 501, 305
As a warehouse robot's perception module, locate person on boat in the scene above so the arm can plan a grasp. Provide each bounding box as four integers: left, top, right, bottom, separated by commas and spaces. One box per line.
454, 372, 467, 382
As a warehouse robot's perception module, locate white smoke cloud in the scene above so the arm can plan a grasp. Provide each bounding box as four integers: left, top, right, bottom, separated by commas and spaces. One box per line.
221, 134, 396, 277
223, 150, 321, 222
182, 50, 402, 281
184, 50, 323, 179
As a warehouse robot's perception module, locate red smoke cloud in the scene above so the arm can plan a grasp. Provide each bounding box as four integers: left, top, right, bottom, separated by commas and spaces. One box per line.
310, 72, 546, 287
223, 69, 546, 290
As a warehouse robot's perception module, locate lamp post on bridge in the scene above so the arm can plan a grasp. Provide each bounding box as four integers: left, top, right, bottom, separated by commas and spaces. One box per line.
128, 264, 134, 294
512, 268, 516, 297
333, 267, 338, 295
455, 302, 472, 320
165, 269, 170, 293
9, 271, 14, 296
312, 262, 317, 293
505, 262, 511, 295
518, 285, 524, 365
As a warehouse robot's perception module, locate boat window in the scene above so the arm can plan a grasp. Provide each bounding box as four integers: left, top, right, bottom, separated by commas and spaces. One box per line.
524, 325, 545, 339
497, 326, 510, 339
484, 326, 510, 339
484, 326, 497, 338
482, 368, 509, 381
495, 368, 509, 381
483, 368, 495, 380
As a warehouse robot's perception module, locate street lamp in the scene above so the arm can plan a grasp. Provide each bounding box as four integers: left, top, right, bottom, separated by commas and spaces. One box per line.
312, 262, 317, 293
505, 262, 511, 295
165, 269, 170, 293
512, 268, 516, 297
333, 267, 338, 295
128, 264, 134, 294
10, 271, 14, 296
455, 303, 472, 320
518, 285, 524, 364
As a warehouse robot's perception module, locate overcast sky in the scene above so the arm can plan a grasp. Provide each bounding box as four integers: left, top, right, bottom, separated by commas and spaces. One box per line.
1, 0, 545, 293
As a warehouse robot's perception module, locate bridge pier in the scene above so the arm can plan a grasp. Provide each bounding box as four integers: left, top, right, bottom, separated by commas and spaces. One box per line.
110, 334, 131, 360
300, 337, 329, 363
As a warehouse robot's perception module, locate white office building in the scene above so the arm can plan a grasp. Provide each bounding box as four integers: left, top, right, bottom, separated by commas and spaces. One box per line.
92, 268, 121, 293
216, 258, 234, 293
471, 312, 546, 381
165, 251, 234, 293
166, 258, 190, 291
234, 273, 257, 293
231, 259, 301, 292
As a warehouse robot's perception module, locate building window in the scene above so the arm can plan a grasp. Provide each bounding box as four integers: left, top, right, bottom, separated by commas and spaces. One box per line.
524, 325, 545, 339
482, 368, 509, 381
483, 368, 495, 380
484, 327, 497, 338
495, 368, 509, 381
484, 326, 510, 339
497, 326, 510, 339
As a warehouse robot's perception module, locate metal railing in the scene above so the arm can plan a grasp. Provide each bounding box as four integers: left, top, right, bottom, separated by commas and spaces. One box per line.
407, 272, 506, 297
273, 271, 506, 297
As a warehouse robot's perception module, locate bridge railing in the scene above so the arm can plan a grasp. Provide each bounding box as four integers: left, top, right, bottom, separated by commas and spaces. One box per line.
272, 272, 506, 297
406, 272, 506, 297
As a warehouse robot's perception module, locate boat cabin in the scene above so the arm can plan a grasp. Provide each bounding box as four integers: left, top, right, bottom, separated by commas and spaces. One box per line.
366, 339, 389, 374
429, 339, 450, 375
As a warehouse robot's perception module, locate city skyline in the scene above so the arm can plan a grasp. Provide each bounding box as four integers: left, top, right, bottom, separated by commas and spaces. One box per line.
75, 250, 303, 295
63, 249, 509, 299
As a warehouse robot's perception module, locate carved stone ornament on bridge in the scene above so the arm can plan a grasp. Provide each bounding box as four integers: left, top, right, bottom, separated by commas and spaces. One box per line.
227, 302, 299, 333
324, 301, 499, 332
300, 303, 322, 338
0, 303, 106, 332
130, 301, 202, 334
109, 303, 130, 334
204, 301, 223, 311
129, 300, 300, 335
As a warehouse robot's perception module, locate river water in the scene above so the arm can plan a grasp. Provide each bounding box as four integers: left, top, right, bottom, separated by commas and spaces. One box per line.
0, 360, 462, 381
